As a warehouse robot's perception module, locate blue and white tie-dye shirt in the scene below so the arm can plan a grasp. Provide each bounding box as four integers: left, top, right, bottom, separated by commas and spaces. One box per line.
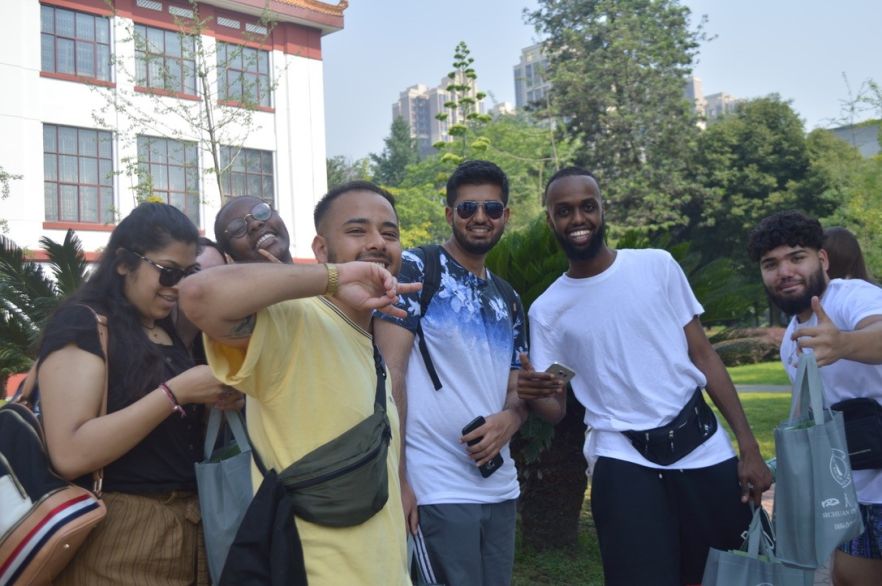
377, 246, 527, 505
384, 246, 527, 369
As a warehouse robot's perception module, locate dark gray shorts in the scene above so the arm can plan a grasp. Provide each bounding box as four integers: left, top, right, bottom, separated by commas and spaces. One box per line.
412, 500, 517, 586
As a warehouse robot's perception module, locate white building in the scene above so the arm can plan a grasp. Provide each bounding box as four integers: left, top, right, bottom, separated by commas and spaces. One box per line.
704, 92, 741, 121
0, 0, 345, 263
513, 43, 551, 110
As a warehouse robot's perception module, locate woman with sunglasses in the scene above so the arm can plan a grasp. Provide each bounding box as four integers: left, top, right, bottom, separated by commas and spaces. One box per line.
37, 202, 228, 585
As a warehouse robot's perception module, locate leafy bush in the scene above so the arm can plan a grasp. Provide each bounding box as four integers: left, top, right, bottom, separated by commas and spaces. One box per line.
713, 337, 780, 367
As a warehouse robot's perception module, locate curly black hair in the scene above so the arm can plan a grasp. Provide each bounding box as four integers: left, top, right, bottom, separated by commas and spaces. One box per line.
747, 210, 823, 262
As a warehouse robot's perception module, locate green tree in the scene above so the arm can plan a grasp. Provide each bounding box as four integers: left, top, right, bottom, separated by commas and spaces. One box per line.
0, 165, 23, 233
0, 230, 87, 390
395, 114, 579, 242
433, 41, 492, 165
838, 156, 882, 276
326, 155, 372, 188
370, 117, 419, 187
529, 0, 705, 232
390, 185, 448, 248
691, 96, 838, 267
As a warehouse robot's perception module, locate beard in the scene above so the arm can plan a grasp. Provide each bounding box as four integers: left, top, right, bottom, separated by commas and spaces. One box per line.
451, 222, 504, 256
765, 263, 827, 316
554, 219, 606, 261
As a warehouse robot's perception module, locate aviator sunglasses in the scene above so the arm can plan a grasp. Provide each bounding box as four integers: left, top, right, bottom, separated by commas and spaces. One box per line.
130, 251, 199, 287
224, 201, 274, 238
455, 200, 506, 220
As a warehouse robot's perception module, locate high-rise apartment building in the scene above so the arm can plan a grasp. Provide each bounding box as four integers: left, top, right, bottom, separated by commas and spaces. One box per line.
513, 43, 551, 109
704, 92, 741, 120
683, 76, 707, 121
0, 0, 345, 261
392, 73, 486, 158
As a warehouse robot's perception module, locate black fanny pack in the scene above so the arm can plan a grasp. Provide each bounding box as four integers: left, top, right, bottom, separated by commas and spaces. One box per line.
831, 397, 882, 471
622, 388, 718, 466
254, 345, 392, 528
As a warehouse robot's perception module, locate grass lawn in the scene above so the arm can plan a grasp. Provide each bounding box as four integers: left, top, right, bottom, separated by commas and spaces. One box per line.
726, 361, 790, 386
512, 392, 791, 584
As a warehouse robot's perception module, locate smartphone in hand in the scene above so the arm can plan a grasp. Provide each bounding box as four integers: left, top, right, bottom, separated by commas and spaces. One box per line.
461, 416, 504, 478
545, 362, 576, 384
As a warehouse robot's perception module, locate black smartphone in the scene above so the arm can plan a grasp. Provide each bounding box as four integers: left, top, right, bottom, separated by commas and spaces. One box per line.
461, 416, 504, 478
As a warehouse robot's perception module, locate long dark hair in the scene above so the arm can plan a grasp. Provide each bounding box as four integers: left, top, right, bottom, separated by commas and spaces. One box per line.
823, 227, 872, 281
62, 203, 199, 407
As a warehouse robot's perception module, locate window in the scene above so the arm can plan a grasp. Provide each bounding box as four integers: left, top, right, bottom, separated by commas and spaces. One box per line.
43, 124, 114, 223
219, 146, 274, 203
217, 43, 270, 107
41, 5, 111, 81
137, 136, 200, 225
134, 24, 196, 95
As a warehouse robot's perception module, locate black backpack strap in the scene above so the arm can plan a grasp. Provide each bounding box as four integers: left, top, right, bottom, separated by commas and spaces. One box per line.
489, 272, 528, 347
416, 245, 444, 391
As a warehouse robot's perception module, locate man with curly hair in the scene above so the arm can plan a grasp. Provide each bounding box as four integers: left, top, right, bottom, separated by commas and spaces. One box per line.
749, 210, 882, 585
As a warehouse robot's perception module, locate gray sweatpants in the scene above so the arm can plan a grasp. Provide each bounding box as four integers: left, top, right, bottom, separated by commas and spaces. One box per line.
413, 500, 517, 586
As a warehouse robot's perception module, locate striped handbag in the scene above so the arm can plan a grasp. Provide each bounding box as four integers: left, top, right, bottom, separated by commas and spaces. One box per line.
0, 309, 108, 585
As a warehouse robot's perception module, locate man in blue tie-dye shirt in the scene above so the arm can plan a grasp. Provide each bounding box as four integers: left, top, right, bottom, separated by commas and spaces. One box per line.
375, 160, 564, 586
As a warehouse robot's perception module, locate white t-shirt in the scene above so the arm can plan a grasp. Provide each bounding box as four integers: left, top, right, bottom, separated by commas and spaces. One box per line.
780, 278, 882, 504
377, 248, 526, 505
529, 249, 735, 471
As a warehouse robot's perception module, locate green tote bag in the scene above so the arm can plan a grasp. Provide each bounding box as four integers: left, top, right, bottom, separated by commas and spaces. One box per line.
703, 506, 814, 586
773, 353, 863, 568
195, 408, 253, 584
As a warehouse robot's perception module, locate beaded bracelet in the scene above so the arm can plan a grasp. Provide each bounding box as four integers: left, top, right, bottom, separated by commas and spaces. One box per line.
159, 382, 186, 418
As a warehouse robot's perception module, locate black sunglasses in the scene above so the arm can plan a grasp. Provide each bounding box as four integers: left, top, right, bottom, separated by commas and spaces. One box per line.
132, 252, 199, 287
224, 202, 274, 239
455, 200, 505, 220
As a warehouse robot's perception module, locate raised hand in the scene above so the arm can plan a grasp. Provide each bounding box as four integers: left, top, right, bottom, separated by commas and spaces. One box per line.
334, 261, 420, 318
792, 296, 842, 366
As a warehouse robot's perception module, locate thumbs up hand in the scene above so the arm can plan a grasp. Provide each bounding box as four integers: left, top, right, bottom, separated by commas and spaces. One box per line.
791, 296, 842, 366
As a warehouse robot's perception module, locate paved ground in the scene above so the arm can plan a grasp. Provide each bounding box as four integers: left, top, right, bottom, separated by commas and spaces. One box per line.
736, 384, 791, 393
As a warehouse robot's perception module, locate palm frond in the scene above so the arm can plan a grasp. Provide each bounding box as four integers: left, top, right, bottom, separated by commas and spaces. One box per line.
0, 234, 57, 316
40, 230, 88, 298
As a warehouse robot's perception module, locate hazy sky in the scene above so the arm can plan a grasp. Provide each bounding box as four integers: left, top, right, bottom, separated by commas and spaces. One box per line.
322, 0, 881, 161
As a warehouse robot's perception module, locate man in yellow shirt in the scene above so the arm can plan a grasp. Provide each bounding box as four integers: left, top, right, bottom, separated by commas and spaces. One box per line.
180, 181, 417, 585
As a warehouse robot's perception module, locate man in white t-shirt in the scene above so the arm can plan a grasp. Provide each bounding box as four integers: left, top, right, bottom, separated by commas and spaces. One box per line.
518, 167, 771, 586
749, 210, 882, 586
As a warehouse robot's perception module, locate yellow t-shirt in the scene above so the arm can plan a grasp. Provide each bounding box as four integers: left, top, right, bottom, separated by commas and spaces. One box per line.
205, 296, 409, 586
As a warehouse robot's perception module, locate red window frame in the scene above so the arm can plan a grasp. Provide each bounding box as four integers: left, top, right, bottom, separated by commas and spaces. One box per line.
136, 135, 201, 226
43, 124, 115, 224
40, 4, 112, 83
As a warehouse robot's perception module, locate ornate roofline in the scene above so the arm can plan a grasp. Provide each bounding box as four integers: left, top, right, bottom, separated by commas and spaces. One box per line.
274, 0, 348, 17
